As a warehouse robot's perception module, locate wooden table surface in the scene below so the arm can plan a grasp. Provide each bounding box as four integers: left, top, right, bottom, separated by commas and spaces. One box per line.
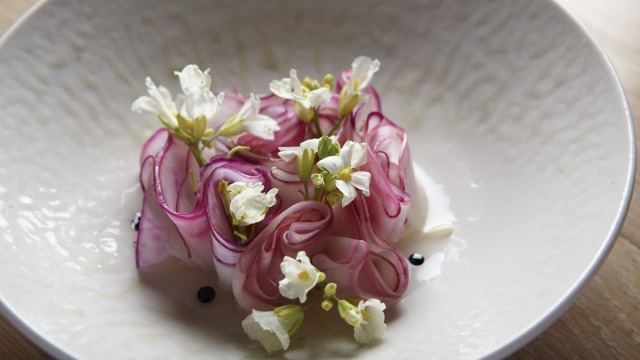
1, 0, 638, 359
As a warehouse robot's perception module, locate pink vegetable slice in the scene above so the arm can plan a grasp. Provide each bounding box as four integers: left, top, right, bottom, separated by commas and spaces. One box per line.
321, 196, 409, 302
232, 201, 333, 312
232, 199, 409, 313
136, 129, 278, 286
137, 129, 212, 268
359, 111, 415, 243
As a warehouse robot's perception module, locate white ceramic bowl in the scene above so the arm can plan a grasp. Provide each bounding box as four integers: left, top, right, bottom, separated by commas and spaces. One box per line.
0, 0, 634, 358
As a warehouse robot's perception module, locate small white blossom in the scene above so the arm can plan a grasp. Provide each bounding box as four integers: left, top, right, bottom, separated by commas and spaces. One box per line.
174, 64, 212, 96
279, 251, 324, 303
344, 56, 380, 101
131, 77, 179, 128
175, 65, 224, 123
227, 182, 278, 226
269, 69, 331, 109
354, 299, 387, 344
180, 89, 225, 123
278, 136, 338, 162
317, 141, 371, 207
132, 64, 224, 128
218, 93, 280, 140
242, 305, 304, 354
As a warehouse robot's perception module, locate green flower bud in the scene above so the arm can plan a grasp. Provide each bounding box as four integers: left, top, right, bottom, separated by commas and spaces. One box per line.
274, 304, 304, 319
317, 136, 332, 159
321, 299, 334, 312
326, 191, 343, 206
297, 148, 315, 182
293, 101, 314, 122
217, 114, 244, 137
302, 76, 320, 90
339, 94, 359, 117
337, 299, 362, 327
274, 304, 305, 336
321, 172, 337, 191
311, 173, 324, 188
176, 113, 192, 132
328, 142, 340, 157
321, 73, 334, 90
317, 271, 326, 283
324, 282, 337, 297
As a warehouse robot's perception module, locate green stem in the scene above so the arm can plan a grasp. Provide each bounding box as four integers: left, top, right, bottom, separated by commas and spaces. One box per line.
312, 110, 322, 137
202, 132, 222, 149
313, 187, 325, 202
302, 181, 310, 201
188, 142, 206, 168
328, 114, 346, 136
227, 145, 250, 158
189, 170, 198, 196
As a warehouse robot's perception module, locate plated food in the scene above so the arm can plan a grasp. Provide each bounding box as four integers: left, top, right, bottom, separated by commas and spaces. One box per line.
131, 57, 453, 353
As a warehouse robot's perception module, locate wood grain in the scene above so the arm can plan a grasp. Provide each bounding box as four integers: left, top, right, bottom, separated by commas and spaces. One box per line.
0, 0, 638, 359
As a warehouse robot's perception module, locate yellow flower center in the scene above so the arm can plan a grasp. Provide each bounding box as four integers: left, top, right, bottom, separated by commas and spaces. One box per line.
338, 167, 354, 182
297, 270, 310, 281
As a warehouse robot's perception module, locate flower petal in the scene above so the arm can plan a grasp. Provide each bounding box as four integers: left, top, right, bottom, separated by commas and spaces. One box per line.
131, 96, 159, 114
186, 90, 223, 121
244, 114, 280, 140
336, 180, 357, 207
350, 56, 380, 91
350, 171, 371, 196
269, 78, 295, 100
317, 156, 344, 175
278, 147, 302, 162
307, 87, 331, 107
354, 299, 386, 344
175, 64, 211, 95
341, 141, 368, 168
242, 310, 290, 354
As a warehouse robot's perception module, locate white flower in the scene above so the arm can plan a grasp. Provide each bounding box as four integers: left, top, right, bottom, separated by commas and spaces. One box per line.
180, 89, 225, 123
269, 69, 331, 109
227, 182, 278, 226
242, 305, 304, 354
279, 251, 324, 303
218, 93, 280, 140
278, 136, 338, 162
131, 77, 179, 128
174, 64, 212, 96
132, 64, 224, 128
316, 141, 371, 207
344, 56, 380, 100
353, 299, 387, 344
174, 65, 224, 123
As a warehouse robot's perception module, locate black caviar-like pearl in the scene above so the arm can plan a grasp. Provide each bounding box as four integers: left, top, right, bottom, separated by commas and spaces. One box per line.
197, 286, 216, 303
408, 253, 425, 266
132, 212, 142, 231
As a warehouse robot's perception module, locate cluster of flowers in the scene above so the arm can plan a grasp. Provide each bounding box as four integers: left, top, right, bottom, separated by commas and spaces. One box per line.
243, 251, 386, 353
132, 56, 416, 353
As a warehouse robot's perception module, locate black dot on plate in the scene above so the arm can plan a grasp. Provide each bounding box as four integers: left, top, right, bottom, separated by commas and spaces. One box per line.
408, 253, 425, 266
132, 212, 142, 231
197, 286, 216, 303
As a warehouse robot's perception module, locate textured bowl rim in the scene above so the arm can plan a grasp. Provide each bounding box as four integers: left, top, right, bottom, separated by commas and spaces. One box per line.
0, 0, 635, 359
482, 1, 636, 358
